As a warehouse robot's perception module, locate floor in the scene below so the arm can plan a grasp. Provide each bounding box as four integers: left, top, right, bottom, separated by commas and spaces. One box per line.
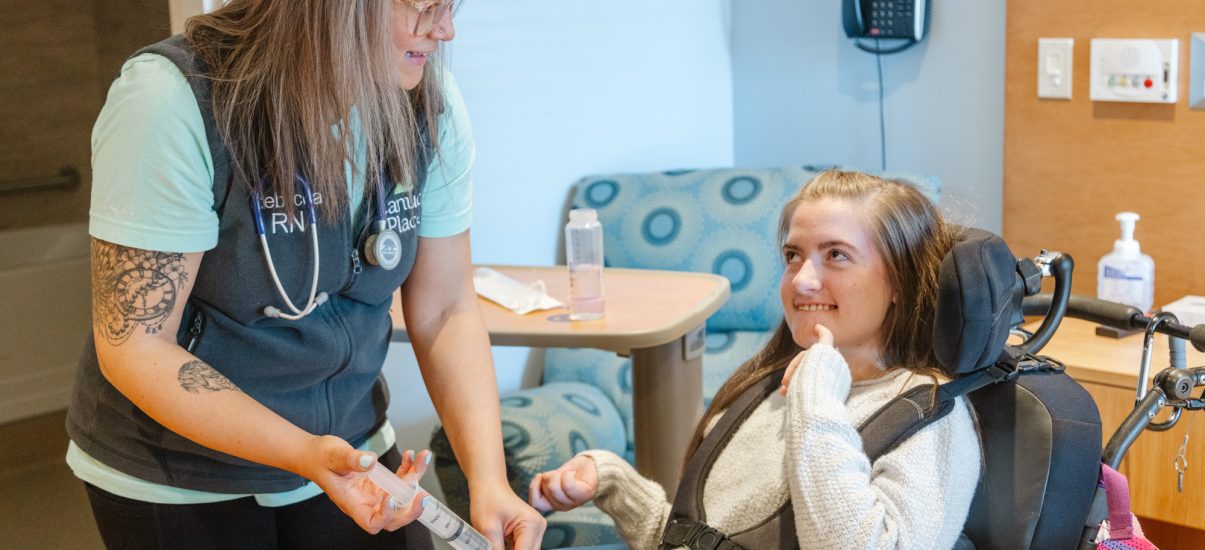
0, 411, 103, 549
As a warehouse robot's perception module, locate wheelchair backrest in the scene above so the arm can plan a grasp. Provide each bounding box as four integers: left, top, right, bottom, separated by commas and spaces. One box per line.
962, 371, 1102, 549
931, 229, 1103, 548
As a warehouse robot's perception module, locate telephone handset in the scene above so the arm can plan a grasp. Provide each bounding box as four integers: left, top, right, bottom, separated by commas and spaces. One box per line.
843, 0, 931, 54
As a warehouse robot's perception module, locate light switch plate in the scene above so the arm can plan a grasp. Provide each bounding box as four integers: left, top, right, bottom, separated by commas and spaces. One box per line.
1038, 38, 1074, 99
1191, 33, 1205, 109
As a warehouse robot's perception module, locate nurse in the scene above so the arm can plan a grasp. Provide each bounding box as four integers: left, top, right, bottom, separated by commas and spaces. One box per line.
66, 1, 544, 548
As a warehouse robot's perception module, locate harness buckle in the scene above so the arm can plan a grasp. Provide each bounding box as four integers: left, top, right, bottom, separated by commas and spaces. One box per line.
983, 361, 1021, 383
662, 518, 740, 550
987, 351, 1066, 383
692, 527, 723, 550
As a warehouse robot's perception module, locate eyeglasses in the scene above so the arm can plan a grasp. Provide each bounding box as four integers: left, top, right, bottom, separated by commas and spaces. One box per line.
395, 0, 463, 36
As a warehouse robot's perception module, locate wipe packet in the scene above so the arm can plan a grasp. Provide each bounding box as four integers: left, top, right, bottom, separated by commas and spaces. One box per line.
472, 267, 563, 315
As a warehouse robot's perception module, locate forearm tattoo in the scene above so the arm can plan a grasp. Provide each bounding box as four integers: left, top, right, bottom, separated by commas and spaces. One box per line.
91, 239, 190, 346
178, 360, 241, 394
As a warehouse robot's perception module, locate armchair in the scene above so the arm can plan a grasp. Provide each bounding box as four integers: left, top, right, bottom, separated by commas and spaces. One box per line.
430, 166, 941, 547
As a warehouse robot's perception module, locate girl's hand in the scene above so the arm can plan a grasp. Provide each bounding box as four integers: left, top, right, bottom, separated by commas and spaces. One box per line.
528, 455, 599, 513
781, 323, 834, 396
299, 436, 429, 534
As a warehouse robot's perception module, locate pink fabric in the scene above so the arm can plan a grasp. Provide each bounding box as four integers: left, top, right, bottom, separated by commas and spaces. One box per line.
1101, 464, 1133, 539
1096, 464, 1159, 550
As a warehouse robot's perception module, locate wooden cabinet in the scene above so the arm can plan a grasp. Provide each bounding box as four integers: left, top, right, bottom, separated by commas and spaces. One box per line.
1031, 318, 1205, 533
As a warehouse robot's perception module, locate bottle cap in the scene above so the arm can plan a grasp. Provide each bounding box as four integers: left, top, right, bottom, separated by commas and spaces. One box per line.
569, 208, 598, 223
1113, 212, 1140, 257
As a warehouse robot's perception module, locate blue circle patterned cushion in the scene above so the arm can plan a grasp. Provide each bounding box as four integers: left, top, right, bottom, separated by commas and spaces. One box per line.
495, 382, 626, 475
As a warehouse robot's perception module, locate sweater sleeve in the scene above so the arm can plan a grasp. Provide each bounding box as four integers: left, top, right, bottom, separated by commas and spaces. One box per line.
578, 450, 672, 549
785, 344, 981, 550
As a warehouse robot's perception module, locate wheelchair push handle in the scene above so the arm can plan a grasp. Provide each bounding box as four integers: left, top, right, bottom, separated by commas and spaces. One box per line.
1011, 251, 1074, 355
1022, 293, 1205, 353
1022, 294, 1143, 328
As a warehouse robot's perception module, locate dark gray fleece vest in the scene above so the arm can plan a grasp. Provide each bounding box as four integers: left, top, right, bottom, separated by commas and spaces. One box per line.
68, 35, 431, 494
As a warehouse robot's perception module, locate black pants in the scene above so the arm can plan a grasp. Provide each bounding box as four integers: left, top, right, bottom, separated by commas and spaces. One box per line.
84, 447, 434, 550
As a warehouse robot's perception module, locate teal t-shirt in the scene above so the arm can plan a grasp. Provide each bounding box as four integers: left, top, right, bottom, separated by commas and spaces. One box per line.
88, 53, 475, 253
73, 54, 475, 506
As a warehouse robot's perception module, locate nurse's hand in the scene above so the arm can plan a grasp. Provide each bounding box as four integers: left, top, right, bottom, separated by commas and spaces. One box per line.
301, 435, 429, 534
469, 483, 547, 550
528, 455, 598, 513
780, 323, 834, 396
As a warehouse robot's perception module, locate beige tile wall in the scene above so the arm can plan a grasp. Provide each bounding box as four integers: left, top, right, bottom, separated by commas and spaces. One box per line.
0, 0, 169, 232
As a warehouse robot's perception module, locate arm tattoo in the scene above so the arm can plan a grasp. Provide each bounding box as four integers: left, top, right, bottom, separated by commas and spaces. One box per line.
178, 360, 241, 394
91, 239, 190, 346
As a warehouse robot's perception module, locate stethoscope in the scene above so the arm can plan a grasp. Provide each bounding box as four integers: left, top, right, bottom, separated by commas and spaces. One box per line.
250, 176, 402, 320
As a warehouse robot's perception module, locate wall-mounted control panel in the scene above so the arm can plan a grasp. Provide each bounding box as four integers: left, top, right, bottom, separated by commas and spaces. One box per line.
1090, 38, 1179, 104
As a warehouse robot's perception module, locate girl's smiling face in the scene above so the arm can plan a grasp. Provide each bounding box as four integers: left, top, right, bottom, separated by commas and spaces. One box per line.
779, 197, 895, 359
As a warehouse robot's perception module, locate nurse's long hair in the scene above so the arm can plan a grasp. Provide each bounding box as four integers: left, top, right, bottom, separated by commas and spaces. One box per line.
682, 170, 961, 467
185, 0, 443, 220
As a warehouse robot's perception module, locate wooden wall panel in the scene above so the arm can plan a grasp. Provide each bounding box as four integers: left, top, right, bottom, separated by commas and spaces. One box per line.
0, 0, 168, 233
1005, 1, 1205, 309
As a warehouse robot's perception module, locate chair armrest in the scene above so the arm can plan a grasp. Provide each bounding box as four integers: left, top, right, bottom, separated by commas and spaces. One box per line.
430, 381, 626, 519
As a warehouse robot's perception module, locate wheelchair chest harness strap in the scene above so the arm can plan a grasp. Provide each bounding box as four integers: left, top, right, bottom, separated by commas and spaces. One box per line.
660, 370, 956, 550
661, 370, 793, 550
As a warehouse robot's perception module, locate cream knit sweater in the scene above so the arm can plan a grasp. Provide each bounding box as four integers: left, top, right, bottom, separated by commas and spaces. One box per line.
580, 344, 981, 549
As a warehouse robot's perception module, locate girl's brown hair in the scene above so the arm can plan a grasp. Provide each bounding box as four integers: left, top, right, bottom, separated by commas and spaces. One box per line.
185, 0, 445, 219
683, 170, 962, 466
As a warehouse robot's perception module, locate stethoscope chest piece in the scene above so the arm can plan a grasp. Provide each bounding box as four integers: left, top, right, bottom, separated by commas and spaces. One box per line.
364, 226, 402, 271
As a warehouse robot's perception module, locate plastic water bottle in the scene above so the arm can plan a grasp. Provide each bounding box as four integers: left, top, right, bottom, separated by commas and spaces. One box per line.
566, 208, 605, 321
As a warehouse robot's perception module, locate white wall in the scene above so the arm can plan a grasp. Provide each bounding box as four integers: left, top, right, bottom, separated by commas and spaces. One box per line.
384, 0, 735, 459
731, 0, 1005, 232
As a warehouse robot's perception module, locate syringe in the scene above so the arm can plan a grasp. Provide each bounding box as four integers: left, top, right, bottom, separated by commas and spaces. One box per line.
366, 462, 491, 550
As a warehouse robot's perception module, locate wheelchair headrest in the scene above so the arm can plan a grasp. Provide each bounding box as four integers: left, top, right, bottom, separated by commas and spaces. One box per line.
933, 228, 1021, 375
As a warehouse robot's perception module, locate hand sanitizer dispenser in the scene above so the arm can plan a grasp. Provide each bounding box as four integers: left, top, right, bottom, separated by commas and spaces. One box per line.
1097, 212, 1155, 313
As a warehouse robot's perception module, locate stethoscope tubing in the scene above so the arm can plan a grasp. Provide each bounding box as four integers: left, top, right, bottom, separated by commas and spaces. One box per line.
374, 176, 390, 232
250, 176, 326, 320
257, 230, 323, 320
248, 174, 395, 320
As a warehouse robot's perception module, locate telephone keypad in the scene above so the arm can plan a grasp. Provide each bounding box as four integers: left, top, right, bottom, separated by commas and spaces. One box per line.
868, 0, 916, 39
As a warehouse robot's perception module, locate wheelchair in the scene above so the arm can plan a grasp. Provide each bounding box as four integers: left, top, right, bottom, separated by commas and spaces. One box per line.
917, 229, 1205, 549
559, 227, 1205, 550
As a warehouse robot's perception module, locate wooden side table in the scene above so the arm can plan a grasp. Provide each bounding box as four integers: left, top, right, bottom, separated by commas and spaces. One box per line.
1029, 317, 1205, 536
392, 265, 731, 495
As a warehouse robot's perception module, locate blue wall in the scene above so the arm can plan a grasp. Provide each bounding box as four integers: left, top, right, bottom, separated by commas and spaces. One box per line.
731, 0, 1005, 232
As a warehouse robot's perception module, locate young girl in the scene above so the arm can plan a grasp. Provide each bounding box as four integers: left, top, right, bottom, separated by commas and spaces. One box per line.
530, 170, 982, 549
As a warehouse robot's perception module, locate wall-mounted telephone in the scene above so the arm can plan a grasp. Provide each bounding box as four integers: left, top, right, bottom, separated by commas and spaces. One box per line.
843, 0, 931, 54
